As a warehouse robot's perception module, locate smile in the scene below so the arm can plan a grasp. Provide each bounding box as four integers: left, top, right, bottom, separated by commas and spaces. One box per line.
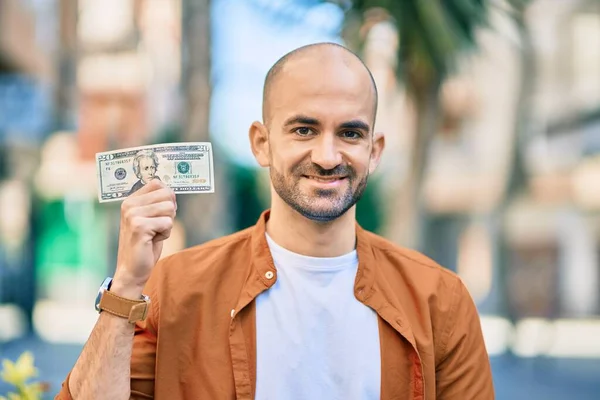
303, 175, 346, 186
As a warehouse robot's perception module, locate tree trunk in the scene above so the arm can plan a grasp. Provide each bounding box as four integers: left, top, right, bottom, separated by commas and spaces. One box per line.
180, 0, 232, 245
394, 76, 442, 250
495, 5, 535, 323
55, 0, 78, 130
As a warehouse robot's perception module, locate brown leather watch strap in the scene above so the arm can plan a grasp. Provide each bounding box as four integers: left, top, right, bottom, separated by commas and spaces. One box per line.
99, 290, 150, 323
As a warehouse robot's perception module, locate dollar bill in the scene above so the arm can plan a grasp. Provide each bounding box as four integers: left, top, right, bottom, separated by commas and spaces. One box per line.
96, 142, 214, 202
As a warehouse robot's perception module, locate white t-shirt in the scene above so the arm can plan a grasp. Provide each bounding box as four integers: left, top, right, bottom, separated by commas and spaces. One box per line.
254, 233, 381, 400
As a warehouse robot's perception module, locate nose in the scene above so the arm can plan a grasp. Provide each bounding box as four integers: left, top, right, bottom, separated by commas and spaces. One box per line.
310, 134, 343, 170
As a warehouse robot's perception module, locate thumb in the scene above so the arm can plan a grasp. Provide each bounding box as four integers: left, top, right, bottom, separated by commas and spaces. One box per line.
152, 241, 164, 264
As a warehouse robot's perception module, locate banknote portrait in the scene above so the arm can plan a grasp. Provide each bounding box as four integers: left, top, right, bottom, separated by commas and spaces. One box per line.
129, 149, 161, 195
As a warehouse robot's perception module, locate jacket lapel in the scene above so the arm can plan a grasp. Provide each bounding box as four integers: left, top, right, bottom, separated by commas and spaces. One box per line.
355, 224, 426, 400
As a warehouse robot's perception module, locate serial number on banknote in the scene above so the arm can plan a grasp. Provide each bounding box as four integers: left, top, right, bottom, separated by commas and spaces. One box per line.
96, 142, 215, 202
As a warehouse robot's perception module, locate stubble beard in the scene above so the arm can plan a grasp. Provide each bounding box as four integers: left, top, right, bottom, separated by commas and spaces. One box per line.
270, 162, 369, 223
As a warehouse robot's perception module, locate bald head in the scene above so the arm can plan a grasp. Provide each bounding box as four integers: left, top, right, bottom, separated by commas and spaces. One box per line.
262, 43, 378, 127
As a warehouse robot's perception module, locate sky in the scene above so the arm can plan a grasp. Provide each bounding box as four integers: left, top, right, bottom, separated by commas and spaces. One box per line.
210, 0, 345, 167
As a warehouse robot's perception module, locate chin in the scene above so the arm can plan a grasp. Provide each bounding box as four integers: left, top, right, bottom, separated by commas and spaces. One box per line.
296, 209, 342, 222
292, 201, 352, 223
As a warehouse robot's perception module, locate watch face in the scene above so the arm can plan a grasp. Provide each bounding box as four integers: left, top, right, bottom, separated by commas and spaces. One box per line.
95, 277, 113, 312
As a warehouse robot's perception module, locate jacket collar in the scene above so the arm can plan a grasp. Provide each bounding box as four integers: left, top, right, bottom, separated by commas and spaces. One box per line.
248, 210, 377, 292
354, 224, 417, 349
244, 210, 412, 338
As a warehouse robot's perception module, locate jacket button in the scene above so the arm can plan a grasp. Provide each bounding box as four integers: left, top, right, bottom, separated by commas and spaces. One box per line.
231, 309, 235, 318
265, 271, 274, 279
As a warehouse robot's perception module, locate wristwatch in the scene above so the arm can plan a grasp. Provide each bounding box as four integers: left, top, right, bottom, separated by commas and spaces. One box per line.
95, 277, 150, 323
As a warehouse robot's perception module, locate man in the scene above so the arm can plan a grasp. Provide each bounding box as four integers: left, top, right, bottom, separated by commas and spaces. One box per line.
57, 43, 494, 400
128, 150, 161, 195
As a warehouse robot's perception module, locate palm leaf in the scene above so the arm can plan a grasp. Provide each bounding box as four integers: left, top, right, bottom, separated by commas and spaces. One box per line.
338, 0, 489, 86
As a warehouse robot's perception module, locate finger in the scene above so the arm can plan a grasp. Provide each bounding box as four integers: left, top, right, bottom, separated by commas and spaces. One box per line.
129, 178, 165, 197
148, 216, 173, 242
154, 230, 171, 242
165, 187, 177, 211
171, 190, 177, 211
128, 215, 173, 239
123, 187, 173, 209
128, 201, 176, 220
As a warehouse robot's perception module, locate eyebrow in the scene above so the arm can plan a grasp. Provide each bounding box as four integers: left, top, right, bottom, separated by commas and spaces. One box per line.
283, 115, 320, 127
283, 115, 371, 132
339, 120, 370, 132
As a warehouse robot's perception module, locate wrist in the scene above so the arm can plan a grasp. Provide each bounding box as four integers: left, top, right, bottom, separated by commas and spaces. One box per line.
110, 273, 146, 299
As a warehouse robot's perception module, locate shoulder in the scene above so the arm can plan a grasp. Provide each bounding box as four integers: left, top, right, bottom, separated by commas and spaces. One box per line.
363, 230, 461, 290
363, 232, 478, 356
150, 226, 255, 292
362, 231, 471, 323
163, 226, 254, 266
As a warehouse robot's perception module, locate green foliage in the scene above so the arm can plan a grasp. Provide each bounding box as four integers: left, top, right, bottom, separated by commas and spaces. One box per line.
341, 0, 489, 85
0, 352, 47, 400
228, 164, 266, 231
355, 175, 383, 233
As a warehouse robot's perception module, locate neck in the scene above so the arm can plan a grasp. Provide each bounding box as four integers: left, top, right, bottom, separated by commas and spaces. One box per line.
266, 196, 357, 257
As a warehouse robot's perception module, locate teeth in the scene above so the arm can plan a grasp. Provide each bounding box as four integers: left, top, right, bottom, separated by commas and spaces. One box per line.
311, 177, 339, 182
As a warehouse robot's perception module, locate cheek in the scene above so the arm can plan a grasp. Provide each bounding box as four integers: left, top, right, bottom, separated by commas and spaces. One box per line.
271, 145, 307, 172
346, 150, 371, 175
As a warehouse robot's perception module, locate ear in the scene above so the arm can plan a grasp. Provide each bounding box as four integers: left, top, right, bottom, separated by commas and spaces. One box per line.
368, 131, 385, 174
249, 121, 270, 168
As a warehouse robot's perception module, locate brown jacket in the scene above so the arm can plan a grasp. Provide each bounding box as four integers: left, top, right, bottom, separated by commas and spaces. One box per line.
57, 211, 494, 399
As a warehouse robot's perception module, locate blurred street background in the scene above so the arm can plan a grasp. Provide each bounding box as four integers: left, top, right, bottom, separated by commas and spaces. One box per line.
0, 0, 599, 398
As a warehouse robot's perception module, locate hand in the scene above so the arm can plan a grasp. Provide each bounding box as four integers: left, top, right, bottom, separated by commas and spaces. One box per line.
112, 179, 177, 297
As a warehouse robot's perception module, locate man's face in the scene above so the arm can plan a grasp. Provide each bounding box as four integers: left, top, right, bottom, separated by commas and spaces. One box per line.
264, 56, 380, 222
139, 157, 157, 183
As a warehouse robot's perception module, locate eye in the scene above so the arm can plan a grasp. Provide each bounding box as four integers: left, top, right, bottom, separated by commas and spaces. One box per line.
341, 130, 362, 139
294, 127, 314, 137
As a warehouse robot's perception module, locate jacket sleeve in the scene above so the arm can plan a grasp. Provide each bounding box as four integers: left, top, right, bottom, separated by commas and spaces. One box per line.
54, 280, 159, 400
129, 302, 158, 399
435, 278, 495, 399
